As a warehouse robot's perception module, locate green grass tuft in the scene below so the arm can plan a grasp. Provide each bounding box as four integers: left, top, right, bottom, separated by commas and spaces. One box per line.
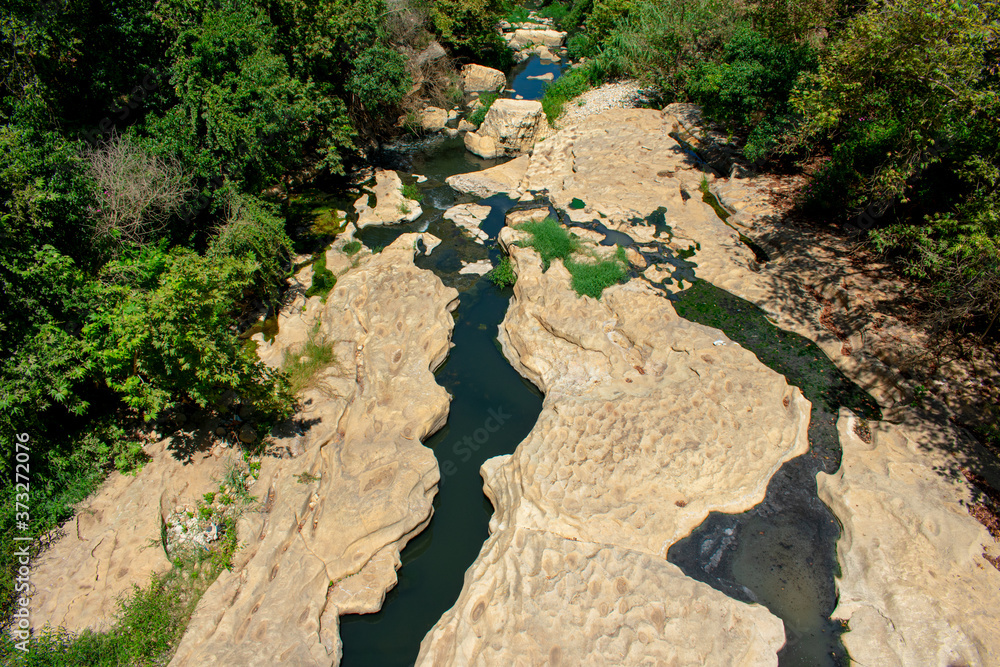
566, 246, 629, 298
515, 216, 579, 268
343, 240, 362, 256
282, 325, 337, 395
401, 183, 423, 202
489, 255, 517, 288
305, 251, 336, 301
468, 92, 499, 127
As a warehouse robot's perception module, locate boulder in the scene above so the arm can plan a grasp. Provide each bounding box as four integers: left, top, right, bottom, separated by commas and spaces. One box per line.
461, 64, 506, 93
463, 132, 500, 159
355, 169, 422, 227
419, 106, 448, 132
457, 119, 477, 133
446, 155, 530, 198
508, 28, 566, 50
818, 409, 1000, 666
466, 99, 544, 159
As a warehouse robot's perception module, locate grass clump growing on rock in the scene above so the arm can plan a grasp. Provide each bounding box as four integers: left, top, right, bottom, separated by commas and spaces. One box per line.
343, 240, 362, 256
401, 183, 423, 202
516, 216, 629, 298
468, 92, 499, 127
283, 325, 337, 395
305, 251, 336, 300
516, 216, 579, 268
489, 255, 517, 288
566, 247, 629, 298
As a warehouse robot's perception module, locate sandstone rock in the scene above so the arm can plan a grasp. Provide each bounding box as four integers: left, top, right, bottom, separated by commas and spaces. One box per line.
504, 206, 549, 227
508, 28, 566, 50
355, 169, 422, 227
458, 259, 492, 275
418, 527, 785, 666
169, 234, 459, 667
526, 72, 554, 81
818, 409, 1000, 667
29, 429, 234, 633
418, 233, 809, 664
419, 106, 448, 132
457, 119, 476, 133
446, 155, 530, 198
463, 131, 500, 160
461, 64, 506, 93
535, 45, 559, 61
443, 203, 491, 244
472, 99, 544, 159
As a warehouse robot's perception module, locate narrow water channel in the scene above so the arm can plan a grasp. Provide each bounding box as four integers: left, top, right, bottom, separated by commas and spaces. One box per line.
337, 53, 879, 666
338, 59, 552, 665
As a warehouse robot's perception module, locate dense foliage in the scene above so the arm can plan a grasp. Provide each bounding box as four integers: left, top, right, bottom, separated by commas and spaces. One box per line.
0, 0, 509, 637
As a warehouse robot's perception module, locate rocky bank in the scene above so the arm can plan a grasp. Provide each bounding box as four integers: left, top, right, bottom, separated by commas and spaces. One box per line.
415, 229, 809, 664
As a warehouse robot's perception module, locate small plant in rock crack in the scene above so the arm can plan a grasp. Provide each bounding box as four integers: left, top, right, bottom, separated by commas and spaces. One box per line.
489, 255, 517, 288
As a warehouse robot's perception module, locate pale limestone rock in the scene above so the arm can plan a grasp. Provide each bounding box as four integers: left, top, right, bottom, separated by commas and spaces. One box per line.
526, 72, 554, 81
508, 28, 566, 49
469, 99, 544, 159
457, 119, 476, 133
818, 409, 1000, 667
29, 431, 235, 633
443, 203, 491, 244
169, 234, 458, 667
461, 64, 505, 93
419, 106, 448, 132
355, 169, 422, 228
445, 155, 530, 198
418, 527, 785, 666
504, 206, 549, 227
418, 233, 807, 664
520, 108, 905, 405
458, 259, 492, 275
463, 131, 499, 159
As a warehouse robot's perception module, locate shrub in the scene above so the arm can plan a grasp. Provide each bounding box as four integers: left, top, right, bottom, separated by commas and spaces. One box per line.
489, 255, 517, 287
343, 240, 362, 255
468, 92, 499, 127
684, 26, 817, 161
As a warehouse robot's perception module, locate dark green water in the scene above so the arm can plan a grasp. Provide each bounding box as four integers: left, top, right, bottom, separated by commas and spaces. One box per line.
340, 85, 545, 662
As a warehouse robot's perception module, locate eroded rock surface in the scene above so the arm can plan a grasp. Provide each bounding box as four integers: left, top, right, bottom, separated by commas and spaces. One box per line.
465, 99, 543, 159
417, 233, 807, 664
29, 429, 234, 633
819, 409, 1000, 667
355, 169, 422, 227
461, 64, 505, 92
443, 203, 491, 243
169, 234, 458, 666
507, 28, 566, 49
446, 155, 529, 198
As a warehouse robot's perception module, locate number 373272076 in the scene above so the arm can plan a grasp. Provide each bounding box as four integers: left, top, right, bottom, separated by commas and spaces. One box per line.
15, 433, 30, 517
